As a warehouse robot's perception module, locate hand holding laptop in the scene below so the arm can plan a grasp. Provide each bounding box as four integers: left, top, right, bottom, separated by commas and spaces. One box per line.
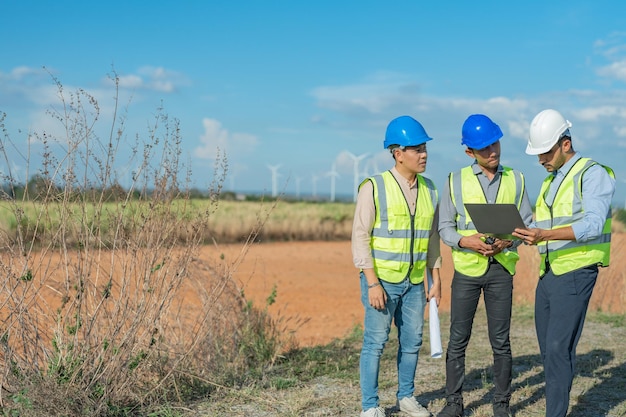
459, 233, 513, 257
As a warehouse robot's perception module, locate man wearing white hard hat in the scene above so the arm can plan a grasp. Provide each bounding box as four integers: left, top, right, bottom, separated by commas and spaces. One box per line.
513, 109, 615, 417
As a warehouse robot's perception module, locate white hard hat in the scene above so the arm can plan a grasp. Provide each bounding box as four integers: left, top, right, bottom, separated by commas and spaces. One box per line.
526, 109, 572, 155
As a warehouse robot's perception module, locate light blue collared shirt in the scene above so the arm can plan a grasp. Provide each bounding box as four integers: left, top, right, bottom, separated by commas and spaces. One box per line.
539, 152, 615, 242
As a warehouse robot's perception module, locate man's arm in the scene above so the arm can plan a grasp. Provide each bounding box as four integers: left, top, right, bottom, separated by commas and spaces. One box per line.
427, 205, 442, 304
514, 164, 615, 244
573, 164, 615, 241
438, 173, 494, 256
351, 180, 387, 309
438, 174, 464, 249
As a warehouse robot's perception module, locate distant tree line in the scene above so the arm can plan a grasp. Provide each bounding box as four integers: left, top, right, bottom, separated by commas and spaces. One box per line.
0, 174, 260, 202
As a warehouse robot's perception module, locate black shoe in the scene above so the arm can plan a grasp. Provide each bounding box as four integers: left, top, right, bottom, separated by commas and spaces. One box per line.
437, 400, 463, 417
493, 402, 512, 417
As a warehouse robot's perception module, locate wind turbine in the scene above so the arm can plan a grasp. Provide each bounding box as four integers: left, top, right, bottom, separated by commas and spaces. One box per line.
226, 163, 247, 194
228, 172, 236, 191
129, 163, 145, 188
295, 176, 302, 200
365, 156, 381, 177
311, 173, 319, 199
267, 164, 281, 198
326, 163, 340, 202
345, 152, 369, 203
10, 161, 22, 184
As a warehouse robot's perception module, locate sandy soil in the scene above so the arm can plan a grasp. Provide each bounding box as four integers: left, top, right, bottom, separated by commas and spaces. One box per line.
197, 236, 625, 347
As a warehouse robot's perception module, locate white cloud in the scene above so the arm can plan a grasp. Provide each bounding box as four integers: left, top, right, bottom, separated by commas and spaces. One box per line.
307, 71, 626, 196
0, 66, 50, 108
594, 32, 626, 82
0, 65, 119, 111
117, 74, 144, 89
307, 70, 626, 163
194, 118, 258, 160
597, 59, 626, 82
616, 125, 626, 138
594, 31, 626, 58
311, 72, 420, 115
312, 84, 401, 114
574, 105, 626, 121
0, 66, 46, 81
507, 120, 528, 140
311, 73, 532, 130
107, 66, 188, 93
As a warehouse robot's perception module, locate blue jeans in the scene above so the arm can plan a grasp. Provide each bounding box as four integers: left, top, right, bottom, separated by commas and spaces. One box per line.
535, 264, 597, 417
359, 271, 426, 410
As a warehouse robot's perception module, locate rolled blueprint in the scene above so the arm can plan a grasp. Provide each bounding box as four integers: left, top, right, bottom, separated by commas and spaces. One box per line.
427, 270, 443, 359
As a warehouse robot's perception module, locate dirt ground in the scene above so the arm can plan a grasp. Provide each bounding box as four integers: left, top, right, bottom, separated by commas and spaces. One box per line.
198, 236, 626, 347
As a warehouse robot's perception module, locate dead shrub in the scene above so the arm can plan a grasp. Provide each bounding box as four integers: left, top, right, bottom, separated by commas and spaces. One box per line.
0, 72, 289, 416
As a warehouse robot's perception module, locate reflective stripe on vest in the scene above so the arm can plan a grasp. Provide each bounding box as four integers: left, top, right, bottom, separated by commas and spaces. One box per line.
365, 171, 437, 284
535, 158, 614, 276
450, 166, 524, 277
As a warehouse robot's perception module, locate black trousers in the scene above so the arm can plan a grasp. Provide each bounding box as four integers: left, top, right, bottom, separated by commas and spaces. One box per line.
535, 264, 597, 417
445, 262, 513, 404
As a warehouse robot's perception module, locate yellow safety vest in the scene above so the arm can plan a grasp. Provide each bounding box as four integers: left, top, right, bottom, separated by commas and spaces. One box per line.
364, 171, 437, 284
535, 158, 613, 276
450, 166, 525, 277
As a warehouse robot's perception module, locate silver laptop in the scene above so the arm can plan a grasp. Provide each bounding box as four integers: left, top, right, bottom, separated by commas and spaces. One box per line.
464, 203, 526, 239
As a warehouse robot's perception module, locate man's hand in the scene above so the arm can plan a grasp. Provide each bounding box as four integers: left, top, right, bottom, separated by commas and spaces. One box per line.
368, 283, 387, 310
513, 227, 545, 245
427, 274, 441, 306
459, 233, 497, 256
459, 234, 512, 256
513, 225, 575, 244
491, 238, 513, 254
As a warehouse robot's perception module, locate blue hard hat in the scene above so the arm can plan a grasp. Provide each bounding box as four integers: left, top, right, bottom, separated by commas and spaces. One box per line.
384, 115, 433, 149
461, 114, 503, 149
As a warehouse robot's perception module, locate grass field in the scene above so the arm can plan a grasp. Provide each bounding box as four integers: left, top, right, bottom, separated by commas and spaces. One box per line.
0, 199, 356, 245
3, 199, 625, 245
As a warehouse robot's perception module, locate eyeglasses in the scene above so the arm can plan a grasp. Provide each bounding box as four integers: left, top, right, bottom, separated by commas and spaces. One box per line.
402, 144, 427, 153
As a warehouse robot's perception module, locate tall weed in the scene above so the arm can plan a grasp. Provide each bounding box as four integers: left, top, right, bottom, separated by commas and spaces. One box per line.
0, 72, 285, 416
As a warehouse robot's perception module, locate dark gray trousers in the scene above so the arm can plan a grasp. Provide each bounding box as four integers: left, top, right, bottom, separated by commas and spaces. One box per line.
535, 264, 597, 417
445, 262, 513, 404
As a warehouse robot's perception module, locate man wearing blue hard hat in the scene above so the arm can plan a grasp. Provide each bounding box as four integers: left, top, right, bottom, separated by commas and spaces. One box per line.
352, 115, 442, 417
437, 115, 533, 417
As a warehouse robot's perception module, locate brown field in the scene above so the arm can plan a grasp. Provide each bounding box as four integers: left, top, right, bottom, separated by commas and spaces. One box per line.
2, 231, 624, 416
200, 234, 626, 347
4, 233, 623, 352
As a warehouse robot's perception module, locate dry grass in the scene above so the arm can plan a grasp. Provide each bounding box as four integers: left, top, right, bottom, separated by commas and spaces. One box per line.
0, 199, 355, 248
206, 200, 355, 243
191, 306, 626, 417
0, 74, 295, 416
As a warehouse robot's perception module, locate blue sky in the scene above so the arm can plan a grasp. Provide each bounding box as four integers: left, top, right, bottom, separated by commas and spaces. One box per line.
1, 1, 625, 206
